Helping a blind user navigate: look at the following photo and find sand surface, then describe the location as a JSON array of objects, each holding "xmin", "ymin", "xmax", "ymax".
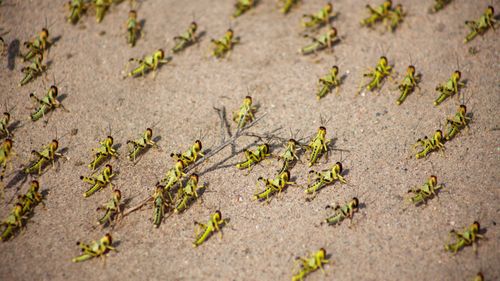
[{"xmin": 0, "ymin": 0, "xmax": 499, "ymax": 280}]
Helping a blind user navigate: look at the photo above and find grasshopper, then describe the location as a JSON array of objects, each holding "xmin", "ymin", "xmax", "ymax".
[
  {"xmin": 233, "ymin": 96, "xmax": 257, "ymax": 128},
  {"xmin": 236, "ymin": 143, "xmax": 271, "ymax": 171},
  {"xmin": 444, "ymin": 105, "xmax": 471, "ymax": 141},
  {"xmin": 307, "ymin": 126, "xmax": 330, "ymax": 166},
  {"xmin": 464, "ymin": 6, "xmax": 496, "ymax": 43},
  {"xmin": 0, "ymin": 139, "xmax": 13, "ymax": 182},
  {"xmin": 19, "ymin": 53, "xmax": 47, "ymax": 86},
  {"xmin": 21, "ymin": 28, "xmax": 50, "ymax": 62},
  {"xmin": 280, "ymin": 0, "xmax": 299, "ymax": 14},
  {"xmin": 24, "ymin": 139, "xmax": 63, "ymax": 175},
  {"xmin": 233, "ymin": 0, "xmax": 254, "ymax": 18},
  {"xmin": 361, "ymin": 0, "xmax": 392, "ymax": 27},
  {"xmin": 445, "ymin": 221, "xmax": 485, "ymax": 254},
  {"xmin": 324, "ymin": 197, "xmax": 359, "ymax": 226},
  {"xmin": 127, "ymin": 49, "xmax": 171, "ymax": 78},
  {"xmin": 317, "ymin": 65, "xmax": 341, "ymax": 99},
  {"xmin": 0, "ymin": 37, "xmax": 6, "ymax": 57},
  {"xmin": 72, "ymin": 233, "xmax": 117, "ymax": 262},
  {"xmin": 396, "ymin": 65, "xmax": 420, "ymax": 105},
  {"xmin": 358, "ymin": 56, "xmax": 393, "ymax": 94},
  {"xmin": 127, "ymin": 128, "xmax": 158, "ymax": 162},
  {"xmin": 170, "ymin": 140, "xmax": 204, "ymax": 167},
  {"xmin": 429, "ymin": 0, "xmax": 452, "ymax": 14},
  {"xmin": 299, "ymin": 26, "xmax": 338, "ymax": 55},
  {"xmin": 67, "ymin": 0, "xmax": 87, "ymax": 24},
  {"xmin": 126, "ymin": 10, "xmax": 141, "ymax": 47},
  {"xmin": 152, "ymin": 183, "xmax": 169, "ymax": 227},
  {"xmin": 172, "ymin": 22, "xmax": 198, "ymax": 53},
  {"xmin": 175, "ymin": 174, "xmax": 204, "ymax": 213},
  {"xmin": 413, "ymin": 130, "xmax": 445, "ymax": 159},
  {"xmin": 278, "ymin": 139, "xmax": 300, "ymax": 174},
  {"xmin": 0, "ymin": 112, "xmax": 11, "ymax": 138},
  {"xmin": 306, "ymin": 162, "xmax": 346, "ymax": 196},
  {"xmin": 0, "ymin": 203, "xmax": 24, "ymax": 241},
  {"xmin": 211, "ymin": 29, "xmax": 240, "ymax": 58},
  {"xmin": 292, "ymin": 248, "xmax": 329, "ymax": 281},
  {"xmin": 81, "ymin": 164, "xmax": 115, "ymax": 197},
  {"xmin": 94, "ymin": 0, "xmax": 111, "ymax": 23},
  {"xmin": 193, "ymin": 210, "xmax": 228, "ymax": 247},
  {"xmin": 385, "ymin": 4, "xmax": 405, "ymax": 32},
  {"xmin": 434, "ymin": 71, "xmax": 465, "ymax": 106},
  {"xmin": 18, "ymin": 180, "xmax": 43, "ymax": 214},
  {"xmin": 97, "ymin": 189, "xmax": 122, "ymax": 226},
  {"xmin": 160, "ymin": 160, "xmax": 186, "ymax": 194},
  {"xmin": 30, "ymin": 85, "xmax": 68, "ymax": 121},
  {"xmin": 407, "ymin": 175, "xmax": 443, "ymax": 205},
  {"xmin": 302, "ymin": 3, "xmax": 333, "ymax": 29},
  {"xmin": 473, "ymin": 272, "xmax": 484, "ymax": 281},
  {"xmin": 253, "ymin": 170, "xmax": 295, "ymax": 203},
  {"xmin": 89, "ymin": 136, "xmax": 118, "ymax": 170}
]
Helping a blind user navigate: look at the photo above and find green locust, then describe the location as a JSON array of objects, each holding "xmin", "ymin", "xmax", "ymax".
[
  {"xmin": 30, "ymin": 85, "xmax": 68, "ymax": 121},
  {"xmin": 127, "ymin": 49, "xmax": 171, "ymax": 78},
  {"xmin": 358, "ymin": 56, "xmax": 393, "ymax": 94},
  {"xmin": 278, "ymin": 139, "xmax": 300, "ymax": 174},
  {"xmin": 18, "ymin": 180, "xmax": 43, "ymax": 214},
  {"xmin": 170, "ymin": 140, "xmax": 204, "ymax": 167},
  {"xmin": 464, "ymin": 6, "xmax": 496, "ymax": 43},
  {"xmin": 444, "ymin": 105, "xmax": 471, "ymax": 141},
  {"xmin": 324, "ymin": 197, "xmax": 359, "ymax": 226},
  {"xmin": 0, "ymin": 112, "xmax": 11, "ymax": 138},
  {"xmin": 233, "ymin": 0, "xmax": 254, "ymax": 18},
  {"xmin": 396, "ymin": 65, "xmax": 420, "ymax": 105},
  {"xmin": 160, "ymin": 160, "xmax": 186, "ymax": 193},
  {"xmin": 19, "ymin": 53, "xmax": 46, "ymax": 86},
  {"xmin": 126, "ymin": 10, "xmax": 141, "ymax": 47},
  {"xmin": 236, "ymin": 143, "xmax": 271, "ymax": 171},
  {"xmin": 193, "ymin": 210, "xmax": 227, "ymax": 247},
  {"xmin": 317, "ymin": 65, "xmax": 341, "ymax": 99},
  {"xmin": 0, "ymin": 139, "xmax": 13, "ymax": 182},
  {"xmin": 280, "ymin": 0, "xmax": 299, "ymax": 14},
  {"xmin": 211, "ymin": 29, "xmax": 240, "ymax": 58},
  {"xmin": 175, "ymin": 174, "xmax": 204, "ymax": 213},
  {"xmin": 88, "ymin": 136, "xmax": 118, "ymax": 170},
  {"xmin": 127, "ymin": 128, "xmax": 158, "ymax": 162},
  {"xmin": 360, "ymin": 0, "xmax": 392, "ymax": 27},
  {"xmin": 292, "ymin": 248, "xmax": 329, "ymax": 281},
  {"xmin": 97, "ymin": 189, "xmax": 121, "ymax": 226},
  {"xmin": 302, "ymin": 3, "xmax": 333, "ymax": 29},
  {"xmin": 434, "ymin": 71, "xmax": 465, "ymax": 106},
  {"xmin": 81, "ymin": 164, "xmax": 115, "ymax": 197},
  {"xmin": 429, "ymin": 0, "xmax": 452, "ymax": 14},
  {"xmin": 67, "ymin": 0, "xmax": 87, "ymax": 24},
  {"xmin": 72, "ymin": 233, "xmax": 117, "ymax": 262},
  {"xmin": 300, "ymin": 25, "xmax": 338, "ymax": 55},
  {"xmin": 172, "ymin": 22, "xmax": 198, "ymax": 53},
  {"xmin": 307, "ymin": 126, "xmax": 330, "ymax": 166},
  {"xmin": 94, "ymin": 0, "xmax": 111, "ymax": 23},
  {"xmin": 233, "ymin": 96, "xmax": 257, "ymax": 128},
  {"xmin": 152, "ymin": 183, "xmax": 169, "ymax": 227},
  {"xmin": 306, "ymin": 162, "xmax": 346, "ymax": 196},
  {"xmin": 253, "ymin": 170, "xmax": 294, "ymax": 203},
  {"xmin": 407, "ymin": 175, "xmax": 443, "ymax": 205},
  {"xmin": 0, "ymin": 203, "xmax": 24, "ymax": 241},
  {"xmin": 445, "ymin": 221, "xmax": 485, "ymax": 254},
  {"xmin": 385, "ymin": 4, "xmax": 405, "ymax": 32},
  {"xmin": 24, "ymin": 139, "xmax": 63, "ymax": 175},
  {"xmin": 413, "ymin": 130, "xmax": 445, "ymax": 159},
  {"xmin": 21, "ymin": 28, "xmax": 50, "ymax": 62}
]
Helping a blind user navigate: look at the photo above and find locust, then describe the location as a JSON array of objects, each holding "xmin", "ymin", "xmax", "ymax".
[
  {"xmin": 18, "ymin": 180, "xmax": 43, "ymax": 214},
  {"xmin": 299, "ymin": 25, "xmax": 338, "ymax": 55},
  {"xmin": 280, "ymin": 0, "xmax": 299, "ymax": 14},
  {"xmin": 233, "ymin": 96, "xmax": 257, "ymax": 128},
  {"xmin": 0, "ymin": 203, "xmax": 24, "ymax": 241},
  {"xmin": 152, "ymin": 183, "xmax": 169, "ymax": 227},
  {"xmin": 193, "ymin": 210, "xmax": 228, "ymax": 247},
  {"xmin": 0, "ymin": 139, "xmax": 13, "ymax": 182},
  {"xmin": 24, "ymin": 139, "xmax": 63, "ymax": 175},
  {"xmin": 445, "ymin": 221, "xmax": 485, "ymax": 254},
  {"xmin": 360, "ymin": 0, "xmax": 392, "ymax": 27},
  {"xmin": 292, "ymin": 248, "xmax": 329, "ymax": 281},
  {"xmin": 278, "ymin": 139, "xmax": 300, "ymax": 174},
  {"xmin": 0, "ymin": 37, "xmax": 6, "ymax": 57},
  {"xmin": 317, "ymin": 65, "xmax": 341, "ymax": 99},
  {"xmin": 396, "ymin": 65, "xmax": 420, "ymax": 105},
  {"xmin": 97, "ymin": 189, "xmax": 122, "ymax": 226},
  {"xmin": 0, "ymin": 112, "xmax": 11, "ymax": 138},
  {"xmin": 211, "ymin": 29, "xmax": 240, "ymax": 58},
  {"xmin": 253, "ymin": 170, "xmax": 294, "ymax": 203},
  {"xmin": 324, "ymin": 197, "xmax": 359, "ymax": 226},
  {"xmin": 302, "ymin": 3, "xmax": 333, "ymax": 29},
  {"xmin": 464, "ymin": 6, "xmax": 496, "ymax": 43},
  {"xmin": 473, "ymin": 272, "xmax": 484, "ymax": 281},
  {"xmin": 67, "ymin": 0, "xmax": 87, "ymax": 24},
  {"xmin": 127, "ymin": 49, "xmax": 171, "ymax": 78},
  {"xmin": 21, "ymin": 28, "xmax": 50, "ymax": 62},
  {"xmin": 94, "ymin": 0, "xmax": 111, "ymax": 23},
  {"xmin": 170, "ymin": 140, "xmax": 204, "ymax": 167},
  {"xmin": 81, "ymin": 164, "xmax": 115, "ymax": 197},
  {"xmin": 306, "ymin": 162, "xmax": 346, "ymax": 196},
  {"xmin": 160, "ymin": 160, "xmax": 186, "ymax": 194},
  {"xmin": 72, "ymin": 233, "xmax": 117, "ymax": 262},
  {"xmin": 307, "ymin": 126, "xmax": 330, "ymax": 166},
  {"xmin": 385, "ymin": 4, "xmax": 405, "ymax": 32},
  {"xmin": 19, "ymin": 53, "xmax": 46, "ymax": 86},
  {"xmin": 88, "ymin": 136, "xmax": 118, "ymax": 170},
  {"xmin": 413, "ymin": 130, "xmax": 445, "ymax": 159},
  {"xmin": 175, "ymin": 174, "xmax": 204, "ymax": 213},
  {"xmin": 358, "ymin": 56, "xmax": 392, "ymax": 94},
  {"xmin": 429, "ymin": 0, "xmax": 452, "ymax": 14},
  {"xmin": 236, "ymin": 143, "xmax": 271, "ymax": 172},
  {"xmin": 172, "ymin": 22, "xmax": 198, "ymax": 53},
  {"xmin": 434, "ymin": 71, "xmax": 465, "ymax": 106},
  {"xmin": 407, "ymin": 175, "xmax": 443, "ymax": 205},
  {"xmin": 444, "ymin": 105, "xmax": 471, "ymax": 141},
  {"xmin": 127, "ymin": 128, "xmax": 158, "ymax": 162},
  {"xmin": 30, "ymin": 85, "xmax": 68, "ymax": 122},
  {"xmin": 126, "ymin": 10, "xmax": 141, "ymax": 47},
  {"xmin": 233, "ymin": 0, "xmax": 254, "ymax": 18}
]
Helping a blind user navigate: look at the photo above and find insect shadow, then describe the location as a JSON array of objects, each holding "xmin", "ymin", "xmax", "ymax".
[{"xmin": 7, "ymin": 39, "xmax": 19, "ymax": 71}]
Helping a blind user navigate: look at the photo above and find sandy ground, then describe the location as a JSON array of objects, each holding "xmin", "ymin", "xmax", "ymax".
[{"xmin": 0, "ymin": 0, "xmax": 499, "ymax": 280}]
